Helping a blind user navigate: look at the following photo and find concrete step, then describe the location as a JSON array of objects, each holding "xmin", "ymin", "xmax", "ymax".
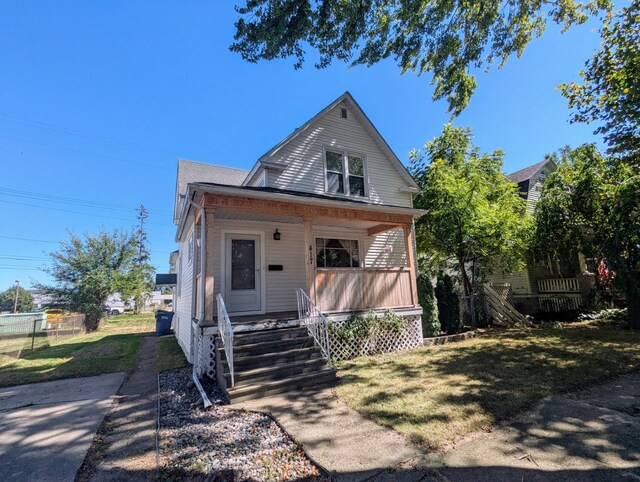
[
  {"xmin": 232, "ymin": 326, "xmax": 308, "ymax": 346},
  {"xmin": 222, "ymin": 346, "xmax": 323, "ymax": 372},
  {"xmin": 223, "ymin": 357, "xmax": 329, "ymax": 387},
  {"xmin": 219, "ymin": 336, "xmax": 314, "ymax": 357},
  {"xmin": 227, "ymin": 369, "xmax": 336, "ymax": 404}
]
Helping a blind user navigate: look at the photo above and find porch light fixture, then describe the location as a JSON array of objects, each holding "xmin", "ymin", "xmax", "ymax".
[{"xmin": 273, "ymin": 228, "xmax": 281, "ymax": 241}]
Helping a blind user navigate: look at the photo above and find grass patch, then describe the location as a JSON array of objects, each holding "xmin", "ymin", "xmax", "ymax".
[
  {"xmin": 156, "ymin": 336, "xmax": 188, "ymax": 373},
  {"xmin": 335, "ymin": 324, "xmax": 640, "ymax": 451},
  {"xmin": 0, "ymin": 312, "xmax": 156, "ymax": 388}
]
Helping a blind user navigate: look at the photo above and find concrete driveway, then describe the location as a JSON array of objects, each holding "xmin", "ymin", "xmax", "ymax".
[{"xmin": 0, "ymin": 373, "xmax": 125, "ymax": 482}]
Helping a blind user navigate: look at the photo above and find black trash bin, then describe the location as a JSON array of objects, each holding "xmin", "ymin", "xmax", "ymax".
[{"xmin": 155, "ymin": 310, "xmax": 174, "ymax": 336}]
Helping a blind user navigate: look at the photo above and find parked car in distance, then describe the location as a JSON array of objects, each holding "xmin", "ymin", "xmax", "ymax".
[{"xmin": 103, "ymin": 304, "xmax": 125, "ymax": 316}]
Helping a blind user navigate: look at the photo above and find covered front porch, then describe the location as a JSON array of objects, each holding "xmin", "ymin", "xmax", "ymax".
[{"xmin": 185, "ymin": 184, "xmax": 424, "ymax": 328}]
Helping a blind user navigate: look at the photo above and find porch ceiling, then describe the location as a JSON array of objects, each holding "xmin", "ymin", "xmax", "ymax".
[{"xmin": 213, "ymin": 209, "xmax": 384, "ymax": 229}]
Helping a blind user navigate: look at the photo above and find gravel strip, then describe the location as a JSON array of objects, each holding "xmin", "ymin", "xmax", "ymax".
[{"xmin": 159, "ymin": 367, "xmax": 326, "ymax": 481}]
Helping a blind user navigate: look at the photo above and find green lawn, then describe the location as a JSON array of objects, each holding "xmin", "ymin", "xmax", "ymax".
[
  {"xmin": 156, "ymin": 336, "xmax": 188, "ymax": 373},
  {"xmin": 335, "ymin": 322, "xmax": 640, "ymax": 451},
  {"xmin": 0, "ymin": 312, "xmax": 156, "ymax": 388}
]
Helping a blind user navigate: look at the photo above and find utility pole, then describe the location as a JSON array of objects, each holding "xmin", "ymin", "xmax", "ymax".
[{"xmin": 13, "ymin": 280, "xmax": 20, "ymax": 313}]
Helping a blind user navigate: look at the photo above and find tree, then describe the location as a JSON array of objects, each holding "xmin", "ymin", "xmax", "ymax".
[
  {"xmin": 559, "ymin": 1, "xmax": 640, "ymax": 162},
  {"xmin": 411, "ymin": 125, "xmax": 529, "ymax": 313},
  {"xmin": 114, "ymin": 205, "xmax": 155, "ymax": 313},
  {"xmin": 417, "ymin": 273, "xmax": 440, "ymax": 336},
  {"xmin": 533, "ymin": 144, "xmax": 640, "ymax": 328},
  {"xmin": 38, "ymin": 230, "xmax": 138, "ymax": 331},
  {"xmin": 0, "ymin": 285, "xmax": 33, "ymax": 313},
  {"xmin": 434, "ymin": 272, "xmax": 462, "ymax": 334},
  {"xmin": 231, "ymin": 0, "xmax": 609, "ymax": 115}
]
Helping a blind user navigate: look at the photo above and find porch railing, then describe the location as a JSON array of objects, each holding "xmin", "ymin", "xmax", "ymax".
[
  {"xmin": 538, "ymin": 278, "xmax": 580, "ymax": 293},
  {"xmin": 297, "ymin": 288, "xmax": 331, "ymax": 368},
  {"xmin": 216, "ymin": 293, "xmax": 235, "ymax": 388}
]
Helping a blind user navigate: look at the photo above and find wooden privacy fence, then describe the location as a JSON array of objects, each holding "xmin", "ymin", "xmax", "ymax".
[{"xmin": 483, "ymin": 283, "xmax": 529, "ymax": 326}]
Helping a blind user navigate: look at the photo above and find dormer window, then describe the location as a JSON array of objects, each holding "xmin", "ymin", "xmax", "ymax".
[{"xmin": 325, "ymin": 149, "xmax": 367, "ymax": 197}]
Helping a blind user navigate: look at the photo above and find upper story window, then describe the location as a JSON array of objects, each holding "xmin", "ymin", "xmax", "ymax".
[{"xmin": 325, "ymin": 149, "xmax": 367, "ymax": 197}]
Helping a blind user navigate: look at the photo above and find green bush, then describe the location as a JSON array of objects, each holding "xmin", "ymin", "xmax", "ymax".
[
  {"xmin": 435, "ymin": 272, "xmax": 463, "ymax": 334},
  {"xmin": 417, "ymin": 274, "xmax": 440, "ymax": 337}
]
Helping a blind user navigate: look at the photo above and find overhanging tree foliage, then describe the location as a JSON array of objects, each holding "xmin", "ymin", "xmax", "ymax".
[
  {"xmin": 411, "ymin": 125, "xmax": 529, "ymax": 310},
  {"xmin": 0, "ymin": 286, "xmax": 33, "ymax": 313},
  {"xmin": 533, "ymin": 144, "xmax": 640, "ymax": 328},
  {"xmin": 559, "ymin": 0, "xmax": 640, "ymax": 162},
  {"xmin": 38, "ymin": 230, "xmax": 139, "ymax": 331},
  {"xmin": 231, "ymin": 0, "xmax": 609, "ymax": 115}
]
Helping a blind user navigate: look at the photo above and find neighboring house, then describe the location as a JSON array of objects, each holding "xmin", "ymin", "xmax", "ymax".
[
  {"xmin": 488, "ymin": 158, "xmax": 594, "ymax": 313},
  {"xmin": 170, "ymin": 92, "xmax": 426, "ymax": 402}
]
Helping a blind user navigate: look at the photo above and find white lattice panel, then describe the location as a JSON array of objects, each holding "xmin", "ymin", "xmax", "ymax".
[{"xmin": 329, "ymin": 315, "xmax": 423, "ymax": 361}]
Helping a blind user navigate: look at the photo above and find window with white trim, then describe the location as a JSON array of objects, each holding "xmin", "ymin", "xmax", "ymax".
[
  {"xmin": 187, "ymin": 232, "xmax": 194, "ymax": 261},
  {"xmin": 325, "ymin": 149, "xmax": 366, "ymax": 197},
  {"xmin": 316, "ymin": 238, "xmax": 360, "ymax": 268}
]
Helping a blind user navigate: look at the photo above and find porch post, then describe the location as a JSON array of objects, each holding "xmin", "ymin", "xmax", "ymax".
[
  {"xmin": 303, "ymin": 217, "xmax": 316, "ymax": 303},
  {"xmin": 204, "ymin": 208, "xmax": 216, "ymax": 321},
  {"xmin": 403, "ymin": 222, "xmax": 419, "ymax": 307}
]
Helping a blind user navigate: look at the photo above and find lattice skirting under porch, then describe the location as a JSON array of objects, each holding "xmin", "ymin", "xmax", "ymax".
[
  {"xmin": 329, "ymin": 314, "xmax": 423, "ymax": 361},
  {"xmin": 193, "ymin": 329, "xmax": 216, "ymax": 379}
]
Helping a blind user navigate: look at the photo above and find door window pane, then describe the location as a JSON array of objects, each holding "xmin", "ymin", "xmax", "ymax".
[{"xmin": 231, "ymin": 239, "xmax": 255, "ymax": 290}]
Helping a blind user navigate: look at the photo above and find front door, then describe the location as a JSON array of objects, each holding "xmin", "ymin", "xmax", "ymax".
[{"xmin": 224, "ymin": 233, "xmax": 262, "ymax": 313}]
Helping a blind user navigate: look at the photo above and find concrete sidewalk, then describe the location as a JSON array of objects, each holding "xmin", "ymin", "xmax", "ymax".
[
  {"xmin": 238, "ymin": 374, "xmax": 640, "ymax": 481},
  {"xmin": 0, "ymin": 372, "xmax": 125, "ymax": 482},
  {"xmin": 236, "ymin": 387, "xmax": 424, "ymax": 481},
  {"xmin": 77, "ymin": 336, "xmax": 158, "ymax": 481}
]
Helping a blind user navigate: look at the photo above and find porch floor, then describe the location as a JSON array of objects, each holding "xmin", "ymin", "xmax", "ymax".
[{"xmin": 202, "ymin": 311, "xmax": 300, "ymax": 333}]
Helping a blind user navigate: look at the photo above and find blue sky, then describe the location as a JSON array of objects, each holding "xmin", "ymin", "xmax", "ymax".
[{"xmin": 0, "ymin": 1, "xmax": 604, "ymax": 290}]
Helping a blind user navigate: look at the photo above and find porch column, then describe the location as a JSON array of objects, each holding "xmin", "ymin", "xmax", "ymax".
[
  {"xmin": 204, "ymin": 208, "xmax": 216, "ymax": 321},
  {"xmin": 303, "ymin": 217, "xmax": 316, "ymax": 303},
  {"xmin": 403, "ymin": 222, "xmax": 419, "ymax": 307}
]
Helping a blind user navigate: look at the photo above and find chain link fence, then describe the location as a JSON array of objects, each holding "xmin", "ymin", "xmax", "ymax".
[{"xmin": 0, "ymin": 313, "xmax": 86, "ymax": 358}]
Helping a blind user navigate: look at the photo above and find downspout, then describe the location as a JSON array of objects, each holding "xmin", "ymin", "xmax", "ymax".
[{"xmin": 187, "ymin": 198, "xmax": 211, "ymax": 408}]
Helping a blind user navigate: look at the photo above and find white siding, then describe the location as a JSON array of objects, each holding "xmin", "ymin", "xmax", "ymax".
[
  {"xmin": 487, "ymin": 269, "xmax": 532, "ymax": 295},
  {"xmin": 266, "ymin": 102, "xmax": 413, "ymax": 207},
  {"xmin": 365, "ymin": 228, "xmax": 407, "ymax": 267},
  {"xmin": 526, "ymin": 165, "xmax": 554, "ymax": 214},
  {"xmin": 211, "ymin": 220, "xmax": 306, "ymax": 314},
  {"xmin": 174, "ymin": 227, "xmax": 194, "ymax": 360}
]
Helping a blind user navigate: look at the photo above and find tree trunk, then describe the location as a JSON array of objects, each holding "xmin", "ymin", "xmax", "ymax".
[
  {"xmin": 627, "ymin": 284, "xmax": 640, "ymax": 330},
  {"xmin": 458, "ymin": 257, "xmax": 475, "ymax": 326}
]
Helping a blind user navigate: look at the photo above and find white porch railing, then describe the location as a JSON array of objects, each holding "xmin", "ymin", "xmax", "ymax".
[
  {"xmin": 216, "ymin": 293, "xmax": 235, "ymax": 388},
  {"xmin": 538, "ymin": 278, "xmax": 580, "ymax": 293},
  {"xmin": 297, "ymin": 289, "xmax": 331, "ymax": 368}
]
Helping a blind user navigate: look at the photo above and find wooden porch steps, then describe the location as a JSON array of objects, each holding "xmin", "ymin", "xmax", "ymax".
[{"xmin": 219, "ymin": 326, "xmax": 335, "ymax": 403}]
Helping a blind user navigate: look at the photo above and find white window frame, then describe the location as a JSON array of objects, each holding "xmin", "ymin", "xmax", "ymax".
[
  {"xmin": 323, "ymin": 146, "xmax": 369, "ymax": 198},
  {"xmin": 187, "ymin": 231, "xmax": 194, "ymax": 262},
  {"xmin": 314, "ymin": 236, "xmax": 362, "ymax": 269}
]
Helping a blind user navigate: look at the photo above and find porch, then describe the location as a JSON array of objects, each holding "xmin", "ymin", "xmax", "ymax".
[{"xmin": 186, "ymin": 185, "xmax": 424, "ymax": 326}]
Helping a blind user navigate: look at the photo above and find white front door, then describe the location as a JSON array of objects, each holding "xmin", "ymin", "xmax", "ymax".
[{"xmin": 224, "ymin": 233, "xmax": 263, "ymax": 313}]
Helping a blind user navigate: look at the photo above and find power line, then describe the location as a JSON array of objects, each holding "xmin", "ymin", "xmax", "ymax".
[
  {"xmin": 0, "ymin": 198, "xmax": 173, "ymax": 227},
  {"xmin": 0, "ymin": 112, "xmax": 179, "ymax": 156},
  {"xmin": 0, "ymin": 186, "xmax": 173, "ymax": 216},
  {"xmin": 0, "ymin": 255, "xmax": 49, "ymax": 261},
  {"xmin": 0, "ymin": 134, "xmax": 174, "ymax": 171},
  {"xmin": 0, "ymin": 266, "xmax": 43, "ymax": 271},
  {"xmin": 0, "ymin": 235, "xmax": 58, "ymax": 244}
]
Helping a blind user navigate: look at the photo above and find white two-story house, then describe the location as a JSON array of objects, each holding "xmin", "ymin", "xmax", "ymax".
[{"xmin": 171, "ymin": 92, "xmax": 425, "ymax": 402}]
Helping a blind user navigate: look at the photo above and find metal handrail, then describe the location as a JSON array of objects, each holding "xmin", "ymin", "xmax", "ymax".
[
  {"xmin": 216, "ymin": 293, "xmax": 235, "ymax": 388},
  {"xmin": 297, "ymin": 289, "xmax": 331, "ymax": 368}
]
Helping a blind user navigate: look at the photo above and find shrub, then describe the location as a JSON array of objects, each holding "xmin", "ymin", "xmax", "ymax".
[
  {"xmin": 435, "ymin": 272, "xmax": 463, "ymax": 334},
  {"xmin": 417, "ymin": 274, "xmax": 440, "ymax": 337}
]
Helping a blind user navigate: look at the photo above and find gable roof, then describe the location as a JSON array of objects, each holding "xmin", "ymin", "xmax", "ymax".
[
  {"xmin": 174, "ymin": 159, "xmax": 249, "ymax": 222},
  {"xmin": 242, "ymin": 91, "xmax": 420, "ymax": 190},
  {"xmin": 508, "ymin": 159, "xmax": 555, "ymax": 184}
]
